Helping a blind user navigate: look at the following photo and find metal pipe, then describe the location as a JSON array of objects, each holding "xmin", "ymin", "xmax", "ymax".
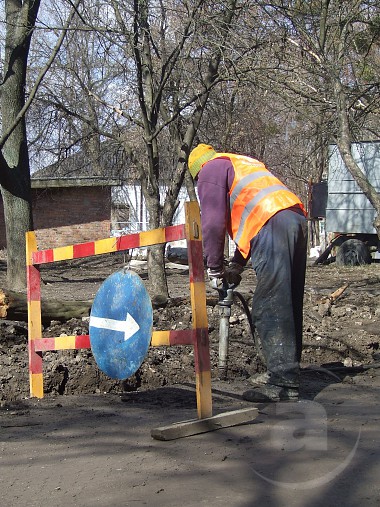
[
  {"xmin": 218, "ymin": 304, "xmax": 231, "ymax": 380},
  {"xmin": 217, "ymin": 286, "xmax": 234, "ymax": 379}
]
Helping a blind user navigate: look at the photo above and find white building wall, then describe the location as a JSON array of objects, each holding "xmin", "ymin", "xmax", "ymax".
[{"xmin": 112, "ymin": 184, "xmax": 237, "ymax": 256}]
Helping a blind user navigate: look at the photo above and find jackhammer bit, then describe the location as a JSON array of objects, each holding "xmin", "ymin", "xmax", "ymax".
[
  {"xmin": 210, "ymin": 277, "xmax": 260, "ymax": 380},
  {"xmin": 210, "ymin": 278, "xmax": 236, "ymax": 380}
]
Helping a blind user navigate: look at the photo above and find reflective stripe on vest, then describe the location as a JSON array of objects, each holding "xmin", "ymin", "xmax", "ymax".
[
  {"xmin": 210, "ymin": 153, "xmax": 305, "ymax": 257},
  {"xmin": 234, "ymin": 183, "xmax": 289, "ymax": 246}
]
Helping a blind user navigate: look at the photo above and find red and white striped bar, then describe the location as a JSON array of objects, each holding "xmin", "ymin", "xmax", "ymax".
[
  {"xmin": 32, "ymin": 224, "xmax": 186, "ymax": 265},
  {"xmin": 34, "ymin": 329, "xmax": 193, "ymax": 353},
  {"xmin": 26, "ymin": 202, "xmax": 212, "ymax": 419}
]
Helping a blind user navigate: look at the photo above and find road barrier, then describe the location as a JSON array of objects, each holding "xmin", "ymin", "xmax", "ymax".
[{"xmin": 26, "ymin": 201, "xmax": 212, "ymax": 419}]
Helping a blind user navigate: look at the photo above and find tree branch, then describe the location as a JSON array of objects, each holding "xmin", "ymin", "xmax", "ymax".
[{"xmin": 0, "ymin": 0, "xmax": 83, "ymax": 151}]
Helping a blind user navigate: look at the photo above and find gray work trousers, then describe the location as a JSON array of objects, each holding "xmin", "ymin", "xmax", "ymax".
[{"xmin": 250, "ymin": 208, "xmax": 307, "ymax": 388}]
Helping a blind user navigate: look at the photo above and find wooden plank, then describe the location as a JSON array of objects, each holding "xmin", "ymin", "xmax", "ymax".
[
  {"xmin": 151, "ymin": 407, "xmax": 259, "ymax": 441},
  {"xmin": 26, "ymin": 231, "xmax": 44, "ymax": 398},
  {"xmin": 184, "ymin": 201, "xmax": 212, "ymax": 420}
]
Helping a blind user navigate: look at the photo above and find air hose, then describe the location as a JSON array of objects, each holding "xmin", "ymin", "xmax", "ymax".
[
  {"xmin": 216, "ymin": 281, "xmax": 265, "ymax": 379},
  {"xmin": 233, "ymin": 290, "xmax": 254, "ymax": 335},
  {"xmin": 233, "ymin": 290, "xmax": 266, "ymax": 365}
]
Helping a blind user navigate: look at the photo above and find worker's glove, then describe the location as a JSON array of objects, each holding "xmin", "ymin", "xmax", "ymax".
[
  {"xmin": 207, "ymin": 268, "xmax": 225, "ymax": 291},
  {"xmin": 224, "ymin": 262, "xmax": 244, "ymax": 287}
]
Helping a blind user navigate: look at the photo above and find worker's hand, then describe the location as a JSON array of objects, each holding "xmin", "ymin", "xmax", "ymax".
[
  {"xmin": 207, "ymin": 268, "xmax": 225, "ymax": 290},
  {"xmin": 224, "ymin": 261, "xmax": 244, "ymax": 287}
]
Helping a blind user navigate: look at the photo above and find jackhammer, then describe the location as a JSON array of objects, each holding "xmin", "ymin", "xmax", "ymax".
[{"xmin": 211, "ymin": 278, "xmax": 258, "ymax": 380}]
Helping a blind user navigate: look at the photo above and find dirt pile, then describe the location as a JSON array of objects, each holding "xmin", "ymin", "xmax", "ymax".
[{"xmin": 0, "ymin": 257, "xmax": 379, "ymax": 402}]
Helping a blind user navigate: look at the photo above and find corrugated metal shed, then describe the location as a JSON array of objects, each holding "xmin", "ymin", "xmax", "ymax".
[{"xmin": 326, "ymin": 142, "xmax": 380, "ymax": 234}]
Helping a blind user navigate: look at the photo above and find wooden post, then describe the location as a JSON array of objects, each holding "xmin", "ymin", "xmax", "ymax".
[
  {"xmin": 185, "ymin": 201, "xmax": 212, "ymax": 419},
  {"xmin": 26, "ymin": 231, "xmax": 44, "ymax": 398}
]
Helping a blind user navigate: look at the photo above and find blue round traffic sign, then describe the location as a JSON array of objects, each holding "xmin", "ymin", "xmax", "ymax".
[{"xmin": 89, "ymin": 270, "xmax": 153, "ymax": 379}]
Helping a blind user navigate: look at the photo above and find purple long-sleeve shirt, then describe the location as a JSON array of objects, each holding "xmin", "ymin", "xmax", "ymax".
[{"xmin": 197, "ymin": 157, "xmax": 247, "ymax": 270}]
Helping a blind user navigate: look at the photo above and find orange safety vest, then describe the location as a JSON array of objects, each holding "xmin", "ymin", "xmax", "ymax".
[{"xmin": 210, "ymin": 153, "xmax": 306, "ymax": 258}]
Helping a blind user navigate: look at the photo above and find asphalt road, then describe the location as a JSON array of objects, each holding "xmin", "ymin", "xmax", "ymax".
[{"xmin": 1, "ymin": 368, "xmax": 379, "ymax": 507}]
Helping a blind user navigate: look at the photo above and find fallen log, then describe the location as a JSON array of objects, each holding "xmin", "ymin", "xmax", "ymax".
[
  {"xmin": 0, "ymin": 289, "xmax": 92, "ymax": 323},
  {"xmin": 0, "ymin": 290, "xmax": 221, "ymax": 324}
]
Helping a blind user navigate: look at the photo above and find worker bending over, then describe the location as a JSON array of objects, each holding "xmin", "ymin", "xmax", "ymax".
[{"xmin": 188, "ymin": 144, "xmax": 307, "ymax": 402}]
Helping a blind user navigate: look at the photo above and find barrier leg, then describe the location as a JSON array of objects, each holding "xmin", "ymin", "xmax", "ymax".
[
  {"xmin": 185, "ymin": 201, "xmax": 212, "ymax": 419},
  {"xmin": 26, "ymin": 231, "xmax": 44, "ymax": 398}
]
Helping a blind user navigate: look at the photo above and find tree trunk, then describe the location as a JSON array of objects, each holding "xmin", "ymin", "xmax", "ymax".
[
  {"xmin": 143, "ymin": 181, "xmax": 169, "ymax": 300},
  {"xmin": 147, "ymin": 244, "xmax": 169, "ymax": 306},
  {"xmin": 337, "ymin": 138, "xmax": 380, "ymax": 239},
  {"xmin": 0, "ymin": 0, "xmax": 41, "ymax": 290},
  {"xmin": 334, "ymin": 79, "xmax": 380, "ymax": 239},
  {"xmin": 1, "ymin": 186, "xmax": 33, "ymax": 291}
]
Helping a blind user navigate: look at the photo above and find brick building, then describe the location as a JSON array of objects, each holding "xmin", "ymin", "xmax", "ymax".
[{"xmin": 0, "ymin": 177, "xmax": 119, "ymax": 250}]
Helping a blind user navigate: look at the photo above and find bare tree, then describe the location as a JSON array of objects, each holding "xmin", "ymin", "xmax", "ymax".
[
  {"xmin": 41, "ymin": 0, "xmax": 245, "ymax": 301},
  {"xmin": 0, "ymin": 0, "xmax": 81, "ymax": 289},
  {"xmin": 124, "ymin": 0, "xmax": 239, "ymax": 299},
  {"xmin": 0, "ymin": 0, "xmax": 44, "ymax": 291},
  {"xmin": 257, "ymin": 0, "xmax": 380, "ymax": 233},
  {"xmin": 332, "ymin": 2, "xmax": 380, "ymax": 235}
]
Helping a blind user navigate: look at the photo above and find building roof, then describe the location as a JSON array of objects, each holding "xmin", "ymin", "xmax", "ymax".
[
  {"xmin": 31, "ymin": 177, "xmax": 120, "ymax": 189},
  {"xmin": 32, "ymin": 139, "xmax": 140, "ymax": 186}
]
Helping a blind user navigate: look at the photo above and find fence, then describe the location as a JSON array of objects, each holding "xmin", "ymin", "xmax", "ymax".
[{"xmin": 26, "ymin": 201, "xmax": 212, "ymax": 419}]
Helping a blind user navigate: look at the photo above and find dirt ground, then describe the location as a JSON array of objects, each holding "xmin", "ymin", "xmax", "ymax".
[{"xmin": 1, "ymin": 255, "xmax": 380, "ymax": 506}]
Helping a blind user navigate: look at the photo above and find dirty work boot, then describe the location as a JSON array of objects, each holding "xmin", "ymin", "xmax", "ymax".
[{"xmin": 242, "ymin": 384, "xmax": 299, "ymax": 403}]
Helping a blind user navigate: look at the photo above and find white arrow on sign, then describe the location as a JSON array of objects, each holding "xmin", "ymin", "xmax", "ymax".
[{"xmin": 90, "ymin": 313, "xmax": 140, "ymax": 342}]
